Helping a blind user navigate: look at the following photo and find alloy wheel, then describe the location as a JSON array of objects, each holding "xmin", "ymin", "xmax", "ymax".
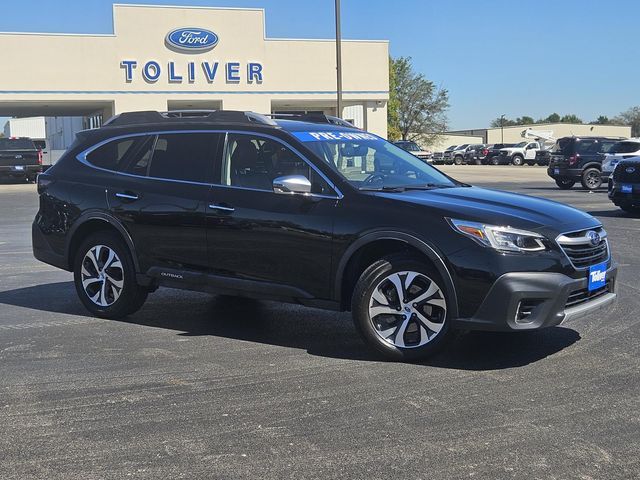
[
  {"xmin": 368, "ymin": 271, "xmax": 447, "ymax": 348},
  {"xmin": 81, "ymin": 245, "xmax": 124, "ymax": 307},
  {"xmin": 586, "ymin": 171, "xmax": 600, "ymax": 188}
]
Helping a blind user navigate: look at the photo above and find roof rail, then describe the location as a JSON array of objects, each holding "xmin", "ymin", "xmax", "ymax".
[
  {"xmin": 103, "ymin": 110, "xmax": 277, "ymax": 127},
  {"xmin": 266, "ymin": 113, "xmax": 357, "ymax": 128}
]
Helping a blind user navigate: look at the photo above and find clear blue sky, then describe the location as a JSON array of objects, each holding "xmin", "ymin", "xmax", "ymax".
[{"xmin": 1, "ymin": 0, "xmax": 638, "ymax": 130}]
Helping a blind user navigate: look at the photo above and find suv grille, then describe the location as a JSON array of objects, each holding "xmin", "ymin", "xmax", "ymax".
[
  {"xmin": 565, "ymin": 281, "xmax": 611, "ymax": 309},
  {"xmin": 556, "ymin": 228, "xmax": 609, "ymax": 269},
  {"xmin": 613, "ymin": 163, "xmax": 640, "ymax": 183}
]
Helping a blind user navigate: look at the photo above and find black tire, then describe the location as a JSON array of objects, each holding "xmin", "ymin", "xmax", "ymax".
[
  {"xmin": 491, "ymin": 157, "xmax": 500, "ymax": 166},
  {"xmin": 475, "ymin": 159, "xmax": 483, "ymax": 165},
  {"xmin": 555, "ymin": 178, "xmax": 575, "ymax": 190},
  {"xmin": 581, "ymin": 168, "xmax": 602, "ymax": 190},
  {"xmin": 454, "ymin": 156, "xmax": 463, "ymax": 165},
  {"xmin": 73, "ymin": 232, "xmax": 147, "ymax": 319},
  {"xmin": 511, "ymin": 155, "xmax": 524, "ymax": 166},
  {"xmin": 351, "ymin": 254, "xmax": 454, "ymax": 361},
  {"xmin": 526, "ymin": 161, "xmax": 535, "ymax": 166}
]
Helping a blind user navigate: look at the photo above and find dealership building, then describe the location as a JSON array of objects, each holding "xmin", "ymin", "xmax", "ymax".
[{"xmin": 0, "ymin": 3, "xmax": 389, "ymax": 154}]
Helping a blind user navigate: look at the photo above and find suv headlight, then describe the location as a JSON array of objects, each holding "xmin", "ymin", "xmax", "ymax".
[{"xmin": 448, "ymin": 219, "xmax": 547, "ymax": 253}]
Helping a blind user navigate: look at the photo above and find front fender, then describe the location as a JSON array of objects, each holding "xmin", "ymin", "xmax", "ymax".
[{"xmin": 334, "ymin": 230, "xmax": 459, "ymax": 318}]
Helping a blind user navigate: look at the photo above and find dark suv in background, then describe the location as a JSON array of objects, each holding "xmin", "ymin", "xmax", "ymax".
[
  {"xmin": 608, "ymin": 159, "xmax": 640, "ymax": 213},
  {"xmin": 33, "ymin": 110, "xmax": 617, "ymax": 361},
  {"xmin": 547, "ymin": 136, "xmax": 621, "ymax": 190}
]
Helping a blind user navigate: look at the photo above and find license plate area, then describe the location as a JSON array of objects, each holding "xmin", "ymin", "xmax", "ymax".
[
  {"xmin": 588, "ymin": 262, "xmax": 607, "ymax": 292},
  {"xmin": 14, "ymin": 165, "xmax": 24, "ymax": 171},
  {"xmin": 554, "ymin": 168, "xmax": 560, "ymax": 175},
  {"xmin": 621, "ymin": 184, "xmax": 632, "ymax": 193}
]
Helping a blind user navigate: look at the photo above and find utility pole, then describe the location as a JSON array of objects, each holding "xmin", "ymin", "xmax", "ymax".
[
  {"xmin": 500, "ymin": 114, "xmax": 505, "ymax": 144},
  {"xmin": 335, "ymin": 0, "xmax": 343, "ymax": 118}
]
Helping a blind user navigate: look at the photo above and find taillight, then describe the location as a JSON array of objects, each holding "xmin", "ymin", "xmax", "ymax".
[
  {"xmin": 482, "ymin": 148, "xmax": 489, "ymax": 155},
  {"xmin": 37, "ymin": 149, "xmax": 43, "ymax": 165},
  {"xmin": 37, "ymin": 173, "xmax": 54, "ymax": 194},
  {"xmin": 568, "ymin": 154, "xmax": 579, "ymax": 166}
]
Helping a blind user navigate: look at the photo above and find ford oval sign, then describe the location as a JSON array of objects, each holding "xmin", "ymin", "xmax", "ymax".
[{"xmin": 165, "ymin": 28, "xmax": 219, "ymax": 53}]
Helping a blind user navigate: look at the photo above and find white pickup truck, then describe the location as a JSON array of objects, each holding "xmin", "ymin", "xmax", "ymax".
[{"xmin": 499, "ymin": 141, "xmax": 542, "ymax": 166}]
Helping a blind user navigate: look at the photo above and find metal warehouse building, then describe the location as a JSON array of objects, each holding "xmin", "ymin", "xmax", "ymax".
[{"xmin": 0, "ymin": 3, "xmax": 389, "ymax": 145}]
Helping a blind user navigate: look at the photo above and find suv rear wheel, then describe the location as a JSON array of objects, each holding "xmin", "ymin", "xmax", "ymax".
[
  {"xmin": 351, "ymin": 254, "xmax": 454, "ymax": 361},
  {"xmin": 581, "ymin": 167, "xmax": 602, "ymax": 190},
  {"xmin": 73, "ymin": 232, "xmax": 148, "ymax": 319},
  {"xmin": 555, "ymin": 178, "xmax": 575, "ymax": 190}
]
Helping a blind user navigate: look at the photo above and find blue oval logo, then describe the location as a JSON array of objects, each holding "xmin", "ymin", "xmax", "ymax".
[{"xmin": 165, "ymin": 28, "xmax": 219, "ymax": 53}]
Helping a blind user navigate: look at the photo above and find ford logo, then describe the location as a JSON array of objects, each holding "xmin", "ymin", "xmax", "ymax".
[
  {"xmin": 626, "ymin": 166, "xmax": 636, "ymax": 174},
  {"xmin": 586, "ymin": 230, "xmax": 601, "ymax": 246},
  {"xmin": 165, "ymin": 28, "xmax": 219, "ymax": 53}
]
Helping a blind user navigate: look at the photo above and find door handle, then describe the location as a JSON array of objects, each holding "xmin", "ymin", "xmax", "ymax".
[
  {"xmin": 115, "ymin": 192, "xmax": 139, "ymax": 201},
  {"xmin": 208, "ymin": 203, "xmax": 235, "ymax": 213}
]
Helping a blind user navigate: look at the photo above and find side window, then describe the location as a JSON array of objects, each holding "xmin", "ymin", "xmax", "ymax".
[
  {"xmin": 599, "ymin": 141, "xmax": 617, "ymax": 154},
  {"xmin": 575, "ymin": 140, "xmax": 596, "ymax": 155},
  {"xmin": 146, "ymin": 133, "xmax": 219, "ymax": 183},
  {"xmin": 123, "ymin": 136, "xmax": 155, "ymax": 176},
  {"xmin": 85, "ymin": 137, "xmax": 140, "ymax": 170},
  {"xmin": 223, "ymin": 133, "xmax": 332, "ymax": 195}
]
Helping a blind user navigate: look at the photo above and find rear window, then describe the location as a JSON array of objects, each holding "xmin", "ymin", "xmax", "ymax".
[
  {"xmin": 85, "ymin": 137, "xmax": 142, "ymax": 170},
  {"xmin": 610, "ymin": 141, "xmax": 640, "ymax": 154},
  {"xmin": 552, "ymin": 138, "xmax": 575, "ymax": 154},
  {"xmin": 0, "ymin": 138, "xmax": 36, "ymax": 150}
]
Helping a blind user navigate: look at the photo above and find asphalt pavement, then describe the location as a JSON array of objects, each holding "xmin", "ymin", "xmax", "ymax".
[{"xmin": 1, "ymin": 166, "xmax": 638, "ymax": 480}]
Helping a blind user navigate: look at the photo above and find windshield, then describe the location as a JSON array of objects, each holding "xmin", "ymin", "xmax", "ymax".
[
  {"xmin": 514, "ymin": 141, "xmax": 527, "ymax": 148},
  {"xmin": 299, "ymin": 131, "xmax": 457, "ymax": 190}
]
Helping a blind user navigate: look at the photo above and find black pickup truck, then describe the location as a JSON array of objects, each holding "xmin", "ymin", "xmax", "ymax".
[{"xmin": 0, "ymin": 137, "xmax": 42, "ymax": 181}]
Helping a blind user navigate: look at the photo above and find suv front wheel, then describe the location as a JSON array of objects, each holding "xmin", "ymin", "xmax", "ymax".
[
  {"xmin": 73, "ymin": 232, "xmax": 148, "ymax": 319},
  {"xmin": 351, "ymin": 254, "xmax": 454, "ymax": 360}
]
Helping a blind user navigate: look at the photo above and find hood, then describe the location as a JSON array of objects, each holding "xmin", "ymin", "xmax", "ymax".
[{"xmin": 378, "ymin": 186, "xmax": 600, "ymax": 236}]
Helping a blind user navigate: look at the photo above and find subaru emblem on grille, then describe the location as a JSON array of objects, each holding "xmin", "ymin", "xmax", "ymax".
[
  {"xmin": 626, "ymin": 166, "xmax": 636, "ymax": 174},
  {"xmin": 586, "ymin": 230, "xmax": 600, "ymax": 246}
]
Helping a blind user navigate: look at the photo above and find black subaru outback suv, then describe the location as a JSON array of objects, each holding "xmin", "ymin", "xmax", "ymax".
[{"xmin": 33, "ymin": 111, "xmax": 617, "ymax": 360}]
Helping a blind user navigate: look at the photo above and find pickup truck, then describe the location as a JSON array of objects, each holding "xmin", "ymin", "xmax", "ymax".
[
  {"xmin": 498, "ymin": 141, "xmax": 542, "ymax": 166},
  {"xmin": 0, "ymin": 137, "xmax": 42, "ymax": 181},
  {"xmin": 393, "ymin": 140, "xmax": 432, "ymax": 162}
]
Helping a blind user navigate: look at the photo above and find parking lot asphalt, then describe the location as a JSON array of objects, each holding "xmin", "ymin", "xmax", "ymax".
[{"xmin": 1, "ymin": 166, "xmax": 639, "ymax": 480}]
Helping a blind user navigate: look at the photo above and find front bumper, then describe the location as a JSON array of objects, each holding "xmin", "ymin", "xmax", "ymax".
[
  {"xmin": 609, "ymin": 182, "xmax": 640, "ymax": 206},
  {"xmin": 453, "ymin": 265, "xmax": 617, "ymax": 331}
]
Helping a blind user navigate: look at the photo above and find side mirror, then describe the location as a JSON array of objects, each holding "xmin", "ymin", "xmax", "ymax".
[{"xmin": 273, "ymin": 175, "xmax": 312, "ymax": 195}]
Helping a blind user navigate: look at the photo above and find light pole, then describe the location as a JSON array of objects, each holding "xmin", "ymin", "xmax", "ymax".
[
  {"xmin": 500, "ymin": 114, "xmax": 505, "ymax": 144},
  {"xmin": 335, "ymin": 0, "xmax": 343, "ymax": 118}
]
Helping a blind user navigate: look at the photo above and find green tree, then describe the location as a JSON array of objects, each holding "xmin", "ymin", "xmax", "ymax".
[
  {"xmin": 560, "ymin": 114, "xmax": 583, "ymax": 124},
  {"xmin": 614, "ymin": 106, "xmax": 640, "ymax": 137},
  {"xmin": 516, "ymin": 116, "xmax": 535, "ymax": 125},
  {"xmin": 591, "ymin": 115, "xmax": 614, "ymax": 125},
  {"xmin": 540, "ymin": 113, "xmax": 561, "ymax": 123},
  {"xmin": 490, "ymin": 116, "xmax": 518, "ymax": 128},
  {"xmin": 388, "ymin": 56, "xmax": 449, "ymax": 143},
  {"xmin": 387, "ymin": 56, "xmax": 401, "ymax": 140}
]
